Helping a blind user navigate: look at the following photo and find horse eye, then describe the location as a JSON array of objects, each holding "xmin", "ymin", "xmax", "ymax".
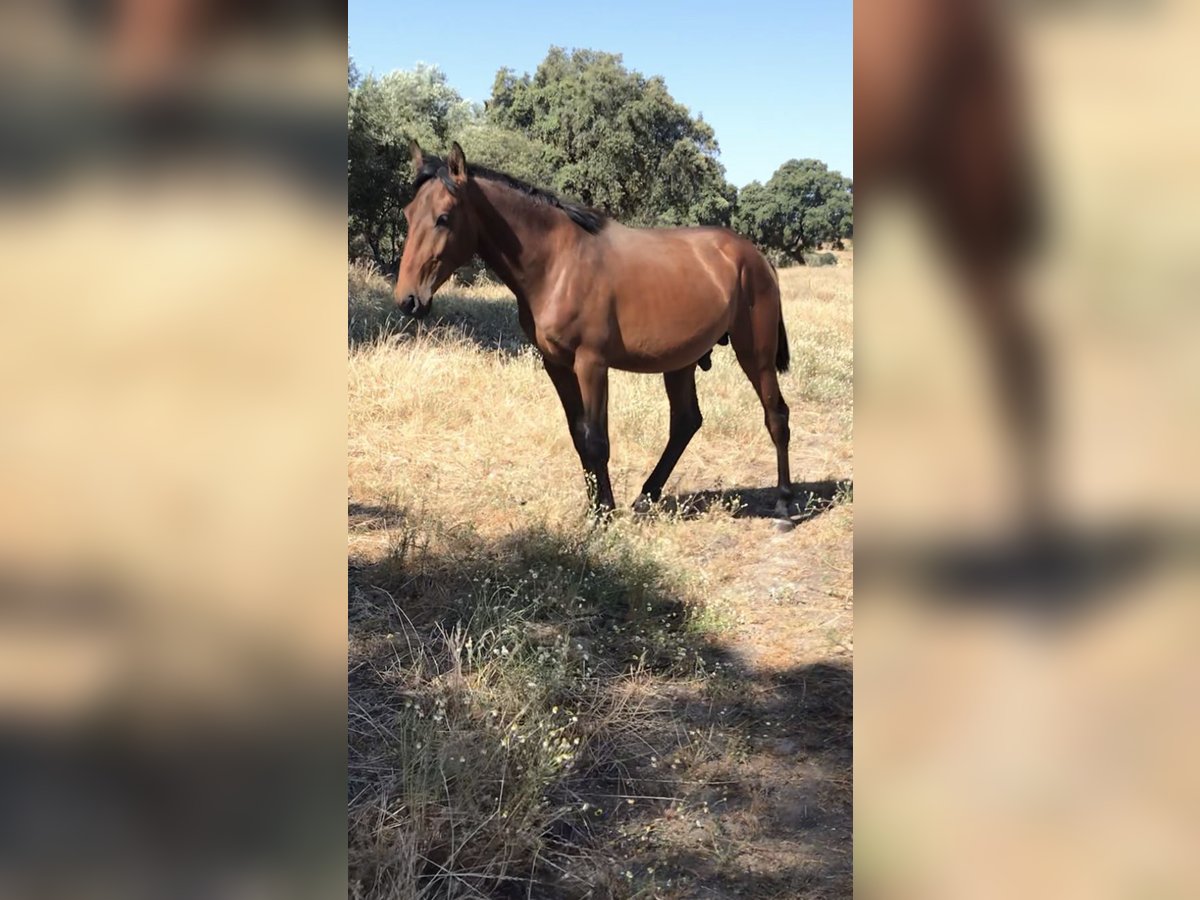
[{"xmin": 435, "ymin": 213, "xmax": 450, "ymax": 228}]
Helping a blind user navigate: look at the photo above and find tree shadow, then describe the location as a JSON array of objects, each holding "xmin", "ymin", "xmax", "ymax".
[
  {"xmin": 348, "ymin": 273, "xmax": 529, "ymax": 356},
  {"xmin": 417, "ymin": 292, "xmax": 527, "ymax": 355},
  {"xmin": 611, "ymin": 660, "xmax": 853, "ymax": 897},
  {"xmin": 658, "ymin": 478, "xmax": 853, "ymax": 524},
  {"xmin": 347, "ymin": 501, "xmax": 406, "ymax": 533},
  {"xmin": 347, "ymin": 519, "xmax": 852, "ymax": 898}
]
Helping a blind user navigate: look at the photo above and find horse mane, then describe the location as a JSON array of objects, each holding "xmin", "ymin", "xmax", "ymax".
[{"xmin": 412, "ymin": 155, "xmax": 608, "ymax": 235}]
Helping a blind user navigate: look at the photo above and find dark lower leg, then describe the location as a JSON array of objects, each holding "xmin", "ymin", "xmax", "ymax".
[
  {"xmin": 756, "ymin": 371, "xmax": 793, "ymax": 517},
  {"xmin": 993, "ymin": 317, "xmax": 1049, "ymax": 520},
  {"xmin": 575, "ymin": 357, "xmax": 615, "ymax": 515},
  {"xmin": 576, "ymin": 421, "xmax": 614, "ymax": 514},
  {"xmin": 543, "ymin": 359, "xmax": 588, "ymax": 461},
  {"xmin": 970, "ymin": 273, "xmax": 1050, "ymax": 520},
  {"xmin": 768, "ymin": 405, "xmax": 793, "ymax": 516},
  {"xmin": 637, "ymin": 368, "xmax": 702, "ymax": 505},
  {"xmin": 726, "ymin": 302, "xmax": 796, "ymax": 518}
]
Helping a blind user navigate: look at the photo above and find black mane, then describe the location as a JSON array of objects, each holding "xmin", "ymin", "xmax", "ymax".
[{"xmin": 412, "ymin": 155, "xmax": 607, "ymax": 234}]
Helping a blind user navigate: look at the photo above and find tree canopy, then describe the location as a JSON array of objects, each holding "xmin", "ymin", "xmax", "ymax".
[
  {"xmin": 732, "ymin": 159, "xmax": 853, "ymax": 263},
  {"xmin": 347, "ymin": 51, "xmax": 848, "ymax": 271},
  {"xmin": 488, "ymin": 48, "xmax": 734, "ymax": 228},
  {"xmin": 348, "ymin": 64, "xmax": 476, "ymax": 266}
]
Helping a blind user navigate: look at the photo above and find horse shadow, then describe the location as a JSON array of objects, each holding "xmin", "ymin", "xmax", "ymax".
[
  {"xmin": 657, "ymin": 478, "xmax": 852, "ymax": 524},
  {"xmin": 854, "ymin": 518, "xmax": 1200, "ymax": 623}
]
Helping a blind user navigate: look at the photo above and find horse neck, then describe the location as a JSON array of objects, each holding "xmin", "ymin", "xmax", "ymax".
[{"xmin": 469, "ymin": 179, "xmax": 572, "ymax": 307}]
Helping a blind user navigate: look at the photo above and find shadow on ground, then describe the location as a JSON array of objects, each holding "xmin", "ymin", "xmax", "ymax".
[
  {"xmin": 348, "ymin": 285, "xmax": 528, "ymax": 355},
  {"xmin": 421, "ymin": 293, "xmax": 527, "ymax": 355},
  {"xmin": 658, "ymin": 478, "xmax": 853, "ymax": 525},
  {"xmin": 347, "ymin": 501, "xmax": 407, "ymax": 533},
  {"xmin": 347, "ymin": 515, "xmax": 851, "ymax": 899},
  {"xmin": 856, "ymin": 518, "xmax": 1200, "ymax": 624},
  {"xmin": 607, "ymin": 661, "xmax": 852, "ymax": 898}
]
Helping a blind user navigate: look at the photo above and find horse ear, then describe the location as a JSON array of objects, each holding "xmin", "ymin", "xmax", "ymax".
[
  {"xmin": 447, "ymin": 141, "xmax": 468, "ymax": 185},
  {"xmin": 409, "ymin": 139, "xmax": 424, "ymax": 175}
]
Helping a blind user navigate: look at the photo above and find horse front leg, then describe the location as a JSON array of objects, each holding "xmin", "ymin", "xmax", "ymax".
[
  {"xmin": 543, "ymin": 356, "xmax": 614, "ymax": 517},
  {"xmin": 573, "ymin": 354, "xmax": 616, "ymax": 517},
  {"xmin": 543, "ymin": 357, "xmax": 587, "ymax": 461}
]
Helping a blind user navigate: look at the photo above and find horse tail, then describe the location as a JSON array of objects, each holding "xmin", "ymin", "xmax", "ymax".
[
  {"xmin": 764, "ymin": 258, "xmax": 790, "ymax": 373},
  {"xmin": 776, "ymin": 316, "xmax": 790, "ymax": 373}
]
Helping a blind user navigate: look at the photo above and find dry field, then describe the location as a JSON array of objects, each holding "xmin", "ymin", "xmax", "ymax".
[{"xmin": 348, "ymin": 257, "xmax": 853, "ymax": 899}]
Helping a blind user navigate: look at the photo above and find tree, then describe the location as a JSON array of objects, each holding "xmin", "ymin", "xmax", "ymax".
[
  {"xmin": 345, "ymin": 54, "xmax": 851, "ymax": 276},
  {"xmin": 487, "ymin": 48, "xmax": 736, "ymax": 227},
  {"xmin": 450, "ymin": 121, "xmax": 557, "ymax": 189},
  {"xmin": 347, "ymin": 65, "xmax": 475, "ymax": 269},
  {"xmin": 733, "ymin": 159, "xmax": 853, "ymax": 264}
]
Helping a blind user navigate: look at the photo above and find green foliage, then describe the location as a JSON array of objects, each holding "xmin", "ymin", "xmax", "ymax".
[
  {"xmin": 489, "ymin": 48, "xmax": 736, "ymax": 227},
  {"xmin": 804, "ymin": 251, "xmax": 838, "ymax": 267},
  {"xmin": 733, "ymin": 159, "xmax": 853, "ymax": 262},
  {"xmin": 348, "ymin": 65, "xmax": 474, "ymax": 267},
  {"xmin": 346, "ymin": 50, "xmax": 847, "ymax": 275},
  {"xmin": 450, "ymin": 120, "xmax": 557, "ymax": 189}
]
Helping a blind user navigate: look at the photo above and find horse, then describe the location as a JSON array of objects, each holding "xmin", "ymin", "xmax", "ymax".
[
  {"xmin": 855, "ymin": 0, "xmax": 1047, "ymax": 516},
  {"xmin": 394, "ymin": 140, "xmax": 795, "ymax": 520}
]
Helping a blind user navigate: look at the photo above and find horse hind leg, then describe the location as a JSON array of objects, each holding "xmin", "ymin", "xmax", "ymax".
[
  {"xmin": 965, "ymin": 264, "xmax": 1049, "ymax": 523},
  {"xmin": 729, "ymin": 315, "xmax": 794, "ymax": 521},
  {"xmin": 634, "ymin": 365, "xmax": 702, "ymax": 512}
]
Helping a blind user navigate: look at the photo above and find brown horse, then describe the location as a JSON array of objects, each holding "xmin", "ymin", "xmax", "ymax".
[
  {"xmin": 856, "ymin": 0, "xmax": 1047, "ymax": 515},
  {"xmin": 395, "ymin": 140, "xmax": 794, "ymax": 519}
]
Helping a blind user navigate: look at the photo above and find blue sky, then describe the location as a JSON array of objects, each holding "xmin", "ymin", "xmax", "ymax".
[{"xmin": 348, "ymin": 0, "xmax": 852, "ymax": 188}]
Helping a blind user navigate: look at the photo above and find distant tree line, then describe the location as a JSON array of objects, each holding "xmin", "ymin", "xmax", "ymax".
[{"xmin": 348, "ymin": 48, "xmax": 852, "ymax": 272}]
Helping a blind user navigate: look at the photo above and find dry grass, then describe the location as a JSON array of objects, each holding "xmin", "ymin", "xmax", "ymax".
[{"xmin": 348, "ymin": 255, "xmax": 853, "ymax": 898}]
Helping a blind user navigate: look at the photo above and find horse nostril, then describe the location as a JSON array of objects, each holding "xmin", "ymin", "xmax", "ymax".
[{"xmin": 399, "ymin": 294, "xmax": 416, "ymax": 315}]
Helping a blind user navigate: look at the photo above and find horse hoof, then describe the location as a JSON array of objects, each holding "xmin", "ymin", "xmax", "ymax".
[
  {"xmin": 631, "ymin": 495, "xmax": 657, "ymax": 517},
  {"xmin": 772, "ymin": 517, "xmax": 796, "ymax": 533},
  {"xmin": 589, "ymin": 505, "xmax": 616, "ymax": 526}
]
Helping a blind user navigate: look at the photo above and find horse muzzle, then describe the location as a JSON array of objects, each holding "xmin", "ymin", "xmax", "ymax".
[{"xmin": 398, "ymin": 294, "xmax": 432, "ymax": 320}]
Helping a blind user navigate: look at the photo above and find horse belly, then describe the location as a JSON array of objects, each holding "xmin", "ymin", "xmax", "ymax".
[
  {"xmin": 600, "ymin": 229, "xmax": 740, "ymax": 372},
  {"xmin": 609, "ymin": 296, "xmax": 731, "ymax": 373}
]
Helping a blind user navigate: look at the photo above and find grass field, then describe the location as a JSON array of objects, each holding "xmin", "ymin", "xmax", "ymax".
[{"xmin": 348, "ymin": 257, "xmax": 853, "ymax": 899}]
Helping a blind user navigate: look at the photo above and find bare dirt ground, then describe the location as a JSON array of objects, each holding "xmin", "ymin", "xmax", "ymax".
[{"xmin": 348, "ymin": 257, "xmax": 852, "ymax": 899}]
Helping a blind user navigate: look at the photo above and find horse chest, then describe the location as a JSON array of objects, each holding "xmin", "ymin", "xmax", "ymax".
[
  {"xmin": 524, "ymin": 297, "xmax": 585, "ymax": 365},
  {"xmin": 531, "ymin": 326, "xmax": 577, "ymax": 367}
]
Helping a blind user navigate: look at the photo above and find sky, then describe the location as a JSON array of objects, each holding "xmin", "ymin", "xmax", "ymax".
[{"xmin": 348, "ymin": 0, "xmax": 852, "ymax": 188}]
